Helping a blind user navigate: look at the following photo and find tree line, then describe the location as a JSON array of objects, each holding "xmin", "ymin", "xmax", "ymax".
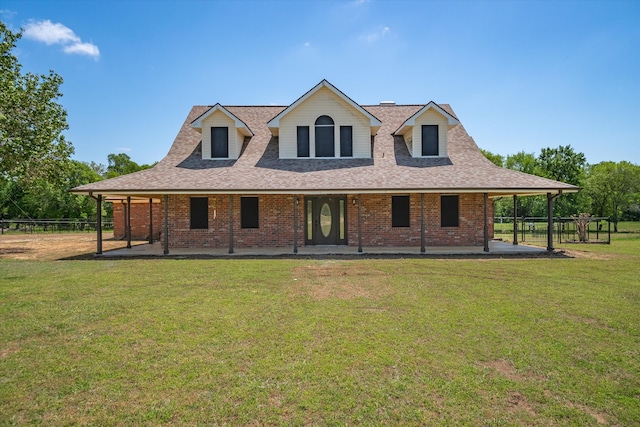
[
  {"xmin": 482, "ymin": 147, "xmax": 640, "ymax": 231},
  {"xmin": 0, "ymin": 153, "xmax": 154, "ymax": 220}
]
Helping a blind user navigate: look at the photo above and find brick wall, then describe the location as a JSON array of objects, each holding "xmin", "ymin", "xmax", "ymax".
[
  {"xmin": 164, "ymin": 194, "xmax": 304, "ymax": 249},
  {"xmin": 160, "ymin": 193, "xmax": 494, "ymax": 249},
  {"xmin": 113, "ymin": 201, "xmax": 162, "ymax": 241},
  {"xmin": 346, "ymin": 193, "xmax": 492, "ymax": 247}
]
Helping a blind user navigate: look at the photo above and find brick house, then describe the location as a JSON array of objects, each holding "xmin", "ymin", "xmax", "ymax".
[{"xmin": 73, "ymin": 80, "xmax": 578, "ymax": 254}]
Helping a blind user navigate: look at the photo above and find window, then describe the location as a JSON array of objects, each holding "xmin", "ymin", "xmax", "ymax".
[
  {"xmin": 241, "ymin": 197, "xmax": 259, "ymax": 228},
  {"xmin": 421, "ymin": 125, "xmax": 438, "ymax": 156},
  {"xmin": 392, "ymin": 196, "xmax": 410, "ymax": 227},
  {"xmin": 441, "ymin": 195, "xmax": 459, "ymax": 227},
  {"xmin": 340, "ymin": 126, "xmax": 353, "ymax": 157},
  {"xmin": 297, "ymin": 126, "xmax": 309, "ymax": 157},
  {"xmin": 315, "ymin": 115, "xmax": 335, "ymax": 157},
  {"xmin": 211, "ymin": 127, "xmax": 229, "ymax": 158},
  {"xmin": 190, "ymin": 197, "xmax": 208, "ymax": 229}
]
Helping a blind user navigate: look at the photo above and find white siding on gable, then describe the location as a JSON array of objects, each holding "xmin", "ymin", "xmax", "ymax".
[
  {"xmin": 201, "ymin": 111, "xmax": 238, "ymax": 159},
  {"xmin": 411, "ymin": 109, "xmax": 448, "ymax": 158},
  {"xmin": 234, "ymin": 129, "xmax": 245, "ymax": 158},
  {"xmin": 278, "ymin": 86, "xmax": 372, "ymax": 159}
]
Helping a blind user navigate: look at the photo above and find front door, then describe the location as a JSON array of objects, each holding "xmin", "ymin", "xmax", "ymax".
[{"xmin": 305, "ymin": 196, "xmax": 347, "ymax": 245}]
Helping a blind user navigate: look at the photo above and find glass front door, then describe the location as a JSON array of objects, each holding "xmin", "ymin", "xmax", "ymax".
[{"xmin": 305, "ymin": 196, "xmax": 347, "ymax": 245}]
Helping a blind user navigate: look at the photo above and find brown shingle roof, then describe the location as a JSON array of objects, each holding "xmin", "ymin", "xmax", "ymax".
[{"xmin": 72, "ymin": 104, "xmax": 579, "ymax": 196}]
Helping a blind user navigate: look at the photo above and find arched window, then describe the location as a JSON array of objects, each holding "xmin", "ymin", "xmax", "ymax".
[{"xmin": 315, "ymin": 115, "xmax": 335, "ymax": 157}]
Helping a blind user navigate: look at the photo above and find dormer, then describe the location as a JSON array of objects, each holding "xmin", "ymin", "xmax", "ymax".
[
  {"xmin": 191, "ymin": 104, "xmax": 253, "ymax": 160},
  {"xmin": 268, "ymin": 80, "xmax": 382, "ymax": 159},
  {"xmin": 393, "ymin": 102, "xmax": 459, "ymax": 158}
]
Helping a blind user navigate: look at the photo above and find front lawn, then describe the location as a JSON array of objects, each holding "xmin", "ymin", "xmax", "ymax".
[{"xmin": 1, "ymin": 238, "xmax": 639, "ymax": 425}]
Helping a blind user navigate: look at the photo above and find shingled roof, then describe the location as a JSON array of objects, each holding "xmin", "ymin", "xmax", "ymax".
[{"xmin": 72, "ymin": 103, "xmax": 579, "ymax": 197}]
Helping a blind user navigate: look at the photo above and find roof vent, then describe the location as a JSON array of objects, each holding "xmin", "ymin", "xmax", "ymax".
[{"xmin": 380, "ymin": 100, "xmax": 396, "ymax": 106}]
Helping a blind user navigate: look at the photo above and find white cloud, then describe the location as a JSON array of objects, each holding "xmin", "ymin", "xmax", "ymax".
[
  {"xmin": 64, "ymin": 42, "xmax": 100, "ymax": 57},
  {"xmin": 22, "ymin": 19, "xmax": 100, "ymax": 59},
  {"xmin": 360, "ymin": 26, "xmax": 390, "ymax": 43},
  {"xmin": 303, "ymin": 42, "xmax": 311, "ymax": 48}
]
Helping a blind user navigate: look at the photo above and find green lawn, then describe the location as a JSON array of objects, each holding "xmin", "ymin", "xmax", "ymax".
[{"xmin": 1, "ymin": 238, "xmax": 639, "ymax": 425}]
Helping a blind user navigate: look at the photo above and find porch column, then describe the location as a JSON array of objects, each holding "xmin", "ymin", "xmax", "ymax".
[
  {"xmin": 163, "ymin": 195, "xmax": 169, "ymax": 255},
  {"xmin": 513, "ymin": 195, "xmax": 518, "ymax": 245},
  {"xmin": 547, "ymin": 193, "xmax": 554, "ymax": 252},
  {"xmin": 357, "ymin": 194, "xmax": 362, "ymax": 253},
  {"xmin": 420, "ymin": 193, "xmax": 425, "ymax": 253},
  {"xmin": 293, "ymin": 195, "xmax": 298, "ymax": 254},
  {"xmin": 148, "ymin": 198, "xmax": 153, "ymax": 244},
  {"xmin": 483, "ymin": 193, "xmax": 489, "ymax": 252},
  {"xmin": 96, "ymin": 194, "xmax": 102, "ymax": 255},
  {"xmin": 126, "ymin": 196, "xmax": 132, "ymax": 249},
  {"xmin": 228, "ymin": 194, "xmax": 234, "ymax": 254}
]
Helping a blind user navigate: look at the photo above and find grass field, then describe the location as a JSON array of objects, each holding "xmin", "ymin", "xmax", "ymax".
[{"xmin": 1, "ymin": 233, "xmax": 639, "ymax": 425}]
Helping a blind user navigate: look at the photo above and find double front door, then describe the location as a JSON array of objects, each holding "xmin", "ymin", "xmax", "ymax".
[{"xmin": 305, "ymin": 196, "xmax": 347, "ymax": 245}]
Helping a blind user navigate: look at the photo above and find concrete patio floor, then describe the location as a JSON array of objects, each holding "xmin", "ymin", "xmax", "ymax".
[{"xmin": 100, "ymin": 240, "xmax": 548, "ymax": 258}]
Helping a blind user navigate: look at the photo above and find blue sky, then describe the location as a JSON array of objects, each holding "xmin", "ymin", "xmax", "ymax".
[{"xmin": 2, "ymin": 0, "xmax": 639, "ymax": 167}]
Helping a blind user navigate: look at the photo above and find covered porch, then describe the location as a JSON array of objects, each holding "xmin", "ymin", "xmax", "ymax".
[{"xmin": 90, "ymin": 191, "xmax": 563, "ymax": 256}]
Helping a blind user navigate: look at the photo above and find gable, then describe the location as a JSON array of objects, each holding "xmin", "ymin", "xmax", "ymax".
[
  {"xmin": 191, "ymin": 103, "xmax": 253, "ymax": 137},
  {"xmin": 191, "ymin": 105, "xmax": 252, "ymax": 160},
  {"xmin": 267, "ymin": 79, "xmax": 381, "ymax": 136},
  {"xmin": 276, "ymin": 86, "xmax": 375, "ymax": 159},
  {"xmin": 393, "ymin": 101, "xmax": 459, "ymax": 135},
  {"xmin": 393, "ymin": 102, "xmax": 459, "ymax": 158}
]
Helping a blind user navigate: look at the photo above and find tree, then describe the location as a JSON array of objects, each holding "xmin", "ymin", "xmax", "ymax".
[
  {"xmin": 501, "ymin": 151, "xmax": 546, "ymax": 217},
  {"xmin": 505, "ymin": 151, "xmax": 538, "ymax": 175},
  {"xmin": 536, "ymin": 145, "xmax": 588, "ymax": 217},
  {"xmin": 481, "ymin": 149, "xmax": 504, "ymax": 167},
  {"xmin": 106, "ymin": 153, "xmax": 154, "ymax": 178},
  {"xmin": 537, "ymin": 145, "xmax": 586, "ymax": 185},
  {"xmin": 0, "ymin": 21, "xmax": 74, "ymax": 183},
  {"xmin": 584, "ymin": 163, "xmax": 612, "ymax": 217},
  {"xmin": 0, "ymin": 160, "xmax": 104, "ymax": 219}
]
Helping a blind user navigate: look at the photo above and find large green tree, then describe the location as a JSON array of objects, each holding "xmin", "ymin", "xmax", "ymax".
[
  {"xmin": 536, "ymin": 145, "xmax": 588, "ymax": 217},
  {"xmin": 0, "ymin": 21, "xmax": 74, "ymax": 183}
]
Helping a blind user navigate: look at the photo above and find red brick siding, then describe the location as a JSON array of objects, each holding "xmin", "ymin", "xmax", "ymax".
[
  {"xmin": 164, "ymin": 194, "xmax": 304, "ymax": 249},
  {"xmin": 160, "ymin": 193, "xmax": 493, "ymax": 249},
  {"xmin": 113, "ymin": 202, "xmax": 162, "ymax": 241},
  {"xmin": 346, "ymin": 193, "xmax": 492, "ymax": 247}
]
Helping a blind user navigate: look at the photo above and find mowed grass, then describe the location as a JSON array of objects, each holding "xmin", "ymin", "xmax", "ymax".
[{"xmin": 1, "ymin": 239, "xmax": 639, "ymax": 425}]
